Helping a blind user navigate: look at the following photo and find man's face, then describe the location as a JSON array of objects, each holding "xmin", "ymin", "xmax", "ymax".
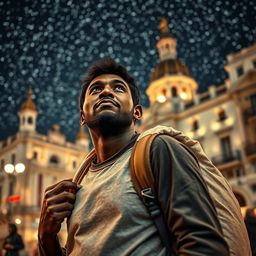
[{"xmin": 80, "ymin": 74, "xmax": 141, "ymax": 135}]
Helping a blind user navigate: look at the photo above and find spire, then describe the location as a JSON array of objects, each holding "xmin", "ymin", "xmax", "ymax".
[
  {"xmin": 159, "ymin": 17, "xmax": 169, "ymax": 34},
  {"xmin": 156, "ymin": 17, "xmax": 177, "ymax": 60},
  {"xmin": 20, "ymin": 87, "xmax": 36, "ymax": 112}
]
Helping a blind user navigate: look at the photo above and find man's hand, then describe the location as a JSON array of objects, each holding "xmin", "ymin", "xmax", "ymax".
[
  {"xmin": 38, "ymin": 179, "xmax": 81, "ymax": 244},
  {"xmin": 4, "ymin": 244, "xmax": 14, "ymax": 249}
]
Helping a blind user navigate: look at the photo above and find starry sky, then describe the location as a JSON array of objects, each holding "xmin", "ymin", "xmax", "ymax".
[{"xmin": 1, "ymin": 0, "xmax": 255, "ymax": 142}]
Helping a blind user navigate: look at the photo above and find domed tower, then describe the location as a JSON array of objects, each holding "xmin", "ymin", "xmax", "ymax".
[
  {"xmin": 76, "ymin": 125, "xmax": 89, "ymax": 151},
  {"xmin": 146, "ymin": 18, "xmax": 198, "ymax": 106},
  {"xmin": 18, "ymin": 88, "xmax": 38, "ymax": 132}
]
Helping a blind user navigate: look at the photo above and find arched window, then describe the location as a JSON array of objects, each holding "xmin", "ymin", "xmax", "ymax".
[
  {"xmin": 28, "ymin": 116, "xmax": 33, "ymax": 124},
  {"xmin": 49, "ymin": 155, "xmax": 59, "ymax": 164},
  {"xmin": 171, "ymin": 87, "xmax": 177, "ymax": 97},
  {"xmin": 192, "ymin": 120, "xmax": 199, "ymax": 131},
  {"xmin": 218, "ymin": 109, "xmax": 227, "ymax": 121}
]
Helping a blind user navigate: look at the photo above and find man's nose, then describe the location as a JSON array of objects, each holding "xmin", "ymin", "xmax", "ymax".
[{"xmin": 99, "ymin": 86, "xmax": 114, "ymax": 98}]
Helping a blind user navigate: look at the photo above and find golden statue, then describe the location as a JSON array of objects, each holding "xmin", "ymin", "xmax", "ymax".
[{"xmin": 159, "ymin": 17, "xmax": 169, "ymax": 33}]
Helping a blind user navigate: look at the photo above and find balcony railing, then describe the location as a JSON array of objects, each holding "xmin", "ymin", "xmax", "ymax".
[
  {"xmin": 211, "ymin": 150, "xmax": 241, "ymax": 166},
  {"xmin": 245, "ymin": 143, "xmax": 256, "ymax": 156}
]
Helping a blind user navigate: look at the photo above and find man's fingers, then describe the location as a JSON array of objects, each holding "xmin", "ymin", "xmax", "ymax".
[
  {"xmin": 44, "ymin": 179, "xmax": 73, "ymax": 192},
  {"xmin": 48, "ymin": 202, "xmax": 74, "ymax": 213},
  {"xmin": 45, "ymin": 180, "xmax": 80, "ymax": 198},
  {"xmin": 48, "ymin": 210, "xmax": 73, "ymax": 222},
  {"xmin": 45, "ymin": 191, "xmax": 76, "ymax": 206}
]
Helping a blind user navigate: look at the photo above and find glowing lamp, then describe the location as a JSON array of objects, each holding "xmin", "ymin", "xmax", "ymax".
[
  {"xmin": 15, "ymin": 163, "xmax": 25, "ymax": 173},
  {"xmin": 180, "ymin": 92, "xmax": 187, "ymax": 99},
  {"xmin": 4, "ymin": 164, "xmax": 14, "ymax": 174},
  {"xmin": 157, "ymin": 95, "xmax": 166, "ymax": 103}
]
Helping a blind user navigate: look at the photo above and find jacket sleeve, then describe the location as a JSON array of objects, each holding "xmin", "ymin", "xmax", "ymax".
[{"xmin": 150, "ymin": 135, "xmax": 229, "ymax": 256}]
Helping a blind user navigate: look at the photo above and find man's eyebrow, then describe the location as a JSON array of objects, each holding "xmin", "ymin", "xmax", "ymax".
[{"xmin": 110, "ymin": 79, "xmax": 127, "ymax": 86}]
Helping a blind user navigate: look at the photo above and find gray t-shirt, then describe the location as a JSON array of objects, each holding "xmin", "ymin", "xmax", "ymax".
[{"xmin": 66, "ymin": 146, "xmax": 165, "ymax": 256}]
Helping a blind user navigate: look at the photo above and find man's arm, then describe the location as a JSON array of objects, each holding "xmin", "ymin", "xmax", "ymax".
[
  {"xmin": 150, "ymin": 135, "xmax": 229, "ymax": 255},
  {"xmin": 38, "ymin": 179, "xmax": 81, "ymax": 256}
]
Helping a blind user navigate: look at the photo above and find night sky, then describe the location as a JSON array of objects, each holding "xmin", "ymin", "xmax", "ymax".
[{"xmin": 1, "ymin": 0, "xmax": 255, "ymax": 142}]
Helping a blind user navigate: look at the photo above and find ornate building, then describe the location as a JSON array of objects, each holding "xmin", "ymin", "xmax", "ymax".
[
  {"xmin": 0, "ymin": 88, "xmax": 89, "ymax": 253},
  {"xmin": 140, "ymin": 18, "xmax": 256, "ymax": 207},
  {"xmin": 0, "ymin": 18, "xmax": 255, "ymax": 254}
]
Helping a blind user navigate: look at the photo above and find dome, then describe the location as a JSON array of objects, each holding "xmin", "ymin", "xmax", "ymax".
[
  {"xmin": 20, "ymin": 88, "xmax": 36, "ymax": 111},
  {"xmin": 150, "ymin": 59, "xmax": 190, "ymax": 82}
]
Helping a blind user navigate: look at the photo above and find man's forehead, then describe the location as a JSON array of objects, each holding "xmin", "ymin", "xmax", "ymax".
[{"xmin": 89, "ymin": 74, "xmax": 127, "ymax": 86}]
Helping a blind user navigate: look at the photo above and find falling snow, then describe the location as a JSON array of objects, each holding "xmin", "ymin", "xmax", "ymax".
[{"xmin": 0, "ymin": 0, "xmax": 255, "ymax": 141}]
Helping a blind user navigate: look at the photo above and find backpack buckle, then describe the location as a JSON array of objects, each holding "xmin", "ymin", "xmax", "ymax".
[{"xmin": 141, "ymin": 188, "xmax": 161, "ymax": 217}]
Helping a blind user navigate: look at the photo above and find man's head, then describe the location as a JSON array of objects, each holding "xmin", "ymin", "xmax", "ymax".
[
  {"xmin": 80, "ymin": 58, "xmax": 140, "ymax": 111},
  {"xmin": 79, "ymin": 58, "xmax": 142, "ymax": 137}
]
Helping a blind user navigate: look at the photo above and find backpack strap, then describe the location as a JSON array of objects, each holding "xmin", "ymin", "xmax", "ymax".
[{"xmin": 130, "ymin": 134, "xmax": 174, "ymax": 255}]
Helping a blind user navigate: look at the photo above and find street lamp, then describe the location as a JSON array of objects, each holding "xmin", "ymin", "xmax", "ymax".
[
  {"xmin": 4, "ymin": 163, "xmax": 25, "ymax": 174},
  {"xmin": 3, "ymin": 163, "xmax": 26, "ymax": 222}
]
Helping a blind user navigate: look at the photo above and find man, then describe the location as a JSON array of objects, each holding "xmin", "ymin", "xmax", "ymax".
[
  {"xmin": 3, "ymin": 223, "xmax": 24, "ymax": 256},
  {"xmin": 38, "ymin": 58, "xmax": 232, "ymax": 255}
]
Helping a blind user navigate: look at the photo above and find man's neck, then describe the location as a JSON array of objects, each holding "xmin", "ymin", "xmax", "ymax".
[{"xmin": 89, "ymin": 127, "xmax": 135, "ymax": 163}]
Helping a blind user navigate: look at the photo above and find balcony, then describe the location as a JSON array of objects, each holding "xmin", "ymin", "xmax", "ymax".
[{"xmin": 211, "ymin": 150, "xmax": 241, "ymax": 166}]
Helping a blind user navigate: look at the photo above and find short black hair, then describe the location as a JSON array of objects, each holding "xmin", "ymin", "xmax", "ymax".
[{"xmin": 79, "ymin": 58, "xmax": 140, "ymax": 110}]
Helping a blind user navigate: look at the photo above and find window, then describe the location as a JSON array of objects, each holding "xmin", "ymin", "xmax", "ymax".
[
  {"xmin": 0, "ymin": 159, "xmax": 4, "ymax": 171},
  {"xmin": 192, "ymin": 120, "xmax": 199, "ymax": 131},
  {"xmin": 250, "ymin": 94, "xmax": 256, "ymax": 115},
  {"xmin": 28, "ymin": 116, "xmax": 33, "ymax": 124},
  {"xmin": 9, "ymin": 181, "xmax": 14, "ymax": 196},
  {"xmin": 237, "ymin": 66, "xmax": 244, "ymax": 77},
  {"xmin": 38, "ymin": 174, "xmax": 43, "ymax": 206},
  {"xmin": 220, "ymin": 136, "xmax": 232, "ymax": 160},
  {"xmin": 218, "ymin": 109, "xmax": 227, "ymax": 122},
  {"xmin": 49, "ymin": 155, "xmax": 59, "ymax": 164},
  {"xmin": 11, "ymin": 153, "xmax": 16, "ymax": 165},
  {"xmin": 171, "ymin": 87, "xmax": 177, "ymax": 97},
  {"xmin": 33, "ymin": 151, "xmax": 38, "ymax": 160}
]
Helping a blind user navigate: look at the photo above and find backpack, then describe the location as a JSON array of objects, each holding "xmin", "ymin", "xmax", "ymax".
[
  {"xmin": 73, "ymin": 125, "xmax": 251, "ymax": 256},
  {"xmin": 129, "ymin": 125, "xmax": 251, "ymax": 256}
]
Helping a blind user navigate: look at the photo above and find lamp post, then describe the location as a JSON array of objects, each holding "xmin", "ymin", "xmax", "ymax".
[{"xmin": 3, "ymin": 163, "xmax": 26, "ymax": 222}]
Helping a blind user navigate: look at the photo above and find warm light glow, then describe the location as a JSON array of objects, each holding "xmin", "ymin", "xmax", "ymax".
[
  {"xmin": 157, "ymin": 95, "xmax": 166, "ymax": 103},
  {"xmin": 225, "ymin": 117, "xmax": 234, "ymax": 126},
  {"xmin": 198, "ymin": 127, "xmax": 206, "ymax": 136},
  {"xmin": 180, "ymin": 92, "xmax": 187, "ymax": 99},
  {"xmin": 212, "ymin": 122, "xmax": 221, "ymax": 131},
  {"xmin": 15, "ymin": 218, "xmax": 22, "ymax": 225},
  {"xmin": 4, "ymin": 164, "xmax": 14, "ymax": 174},
  {"xmin": 15, "ymin": 163, "xmax": 25, "ymax": 173}
]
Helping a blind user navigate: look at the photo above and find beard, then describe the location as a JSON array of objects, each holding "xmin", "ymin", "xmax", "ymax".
[{"xmin": 86, "ymin": 109, "xmax": 134, "ymax": 138}]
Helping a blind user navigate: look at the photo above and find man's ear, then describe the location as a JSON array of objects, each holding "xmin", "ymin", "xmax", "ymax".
[
  {"xmin": 80, "ymin": 110, "xmax": 86, "ymax": 126},
  {"xmin": 133, "ymin": 105, "xmax": 143, "ymax": 121}
]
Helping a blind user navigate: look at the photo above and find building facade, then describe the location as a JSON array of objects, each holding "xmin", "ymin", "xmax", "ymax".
[
  {"xmin": 0, "ymin": 18, "xmax": 255, "ymax": 254},
  {"xmin": 139, "ymin": 18, "xmax": 256, "ymax": 207},
  {"xmin": 0, "ymin": 88, "xmax": 89, "ymax": 253}
]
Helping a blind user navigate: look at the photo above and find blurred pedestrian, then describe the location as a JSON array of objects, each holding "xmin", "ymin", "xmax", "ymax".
[
  {"xmin": 2, "ymin": 223, "xmax": 24, "ymax": 256},
  {"xmin": 245, "ymin": 207, "xmax": 256, "ymax": 255}
]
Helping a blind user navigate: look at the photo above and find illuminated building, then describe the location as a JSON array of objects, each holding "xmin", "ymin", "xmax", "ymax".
[
  {"xmin": 140, "ymin": 18, "xmax": 256, "ymax": 207},
  {"xmin": 0, "ymin": 88, "xmax": 89, "ymax": 253}
]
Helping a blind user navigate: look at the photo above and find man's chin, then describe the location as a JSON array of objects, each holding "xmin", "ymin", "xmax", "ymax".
[{"xmin": 87, "ymin": 112, "xmax": 133, "ymax": 137}]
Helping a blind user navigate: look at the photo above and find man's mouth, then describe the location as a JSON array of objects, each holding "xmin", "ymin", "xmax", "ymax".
[{"xmin": 94, "ymin": 99, "xmax": 119, "ymax": 110}]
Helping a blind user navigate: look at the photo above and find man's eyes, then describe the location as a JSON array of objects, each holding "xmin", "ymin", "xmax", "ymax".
[{"xmin": 89, "ymin": 84, "xmax": 126, "ymax": 94}]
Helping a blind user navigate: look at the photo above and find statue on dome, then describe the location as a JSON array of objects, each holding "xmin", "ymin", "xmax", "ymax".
[{"xmin": 159, "ymin": 17, "xmax": 169, "ymax": 33}]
